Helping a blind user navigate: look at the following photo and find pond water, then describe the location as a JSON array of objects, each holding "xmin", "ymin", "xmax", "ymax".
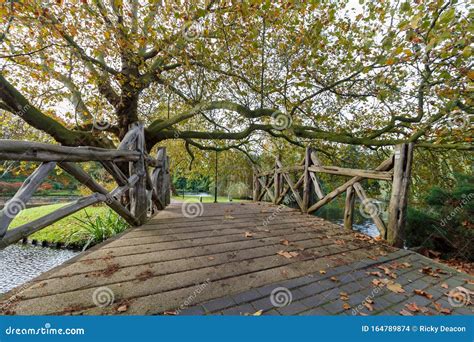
[{"xmin": 0, "ymin": 244, "xmax": 78, "ymax": 294}]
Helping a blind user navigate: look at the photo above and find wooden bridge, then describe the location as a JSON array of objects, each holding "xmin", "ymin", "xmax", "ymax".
[
  {"xmin": 0, "ymin": 201, "xmax": 472, "ymax": 315},
  {"xmin": 0, "ymin": 136, "xmax": 472, "ymax": 315}
]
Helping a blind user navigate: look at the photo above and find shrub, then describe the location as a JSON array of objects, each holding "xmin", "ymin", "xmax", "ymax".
[
  {"xmin": 67, "ymin": 209, "xmax": 129, "ymax": 250},
  {"xmin": 405, "ymin": 174, "xmax": 473, "ymax": 261}
]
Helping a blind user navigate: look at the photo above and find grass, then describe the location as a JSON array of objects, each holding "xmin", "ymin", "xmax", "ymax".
[
  {"xmin": 9, "ymin": 203, "xmax": 111, "ymax": 245},
  {"xmin": 171, "ymin": 195, "xmax": 250, "ymax": 203}
]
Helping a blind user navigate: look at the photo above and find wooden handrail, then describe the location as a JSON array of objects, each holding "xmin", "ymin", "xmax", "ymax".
[
  {"xmin": 0, "ymin": 124, "xmax": 171, "ymax": 250},
  {"xmin": 252, "ymin": 144, "xmax": 414, "ymax": 247}
]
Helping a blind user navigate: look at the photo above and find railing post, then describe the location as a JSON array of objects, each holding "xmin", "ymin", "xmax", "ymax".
[
  {"xmin": 344, "ymin": 186, "xmax": 355, "ymax": 229},
  {"xmin": 129, "ymin": 123, "xmax": 148, "ymax": 225},
  {"xmin": 252, "ymin": 168, "xmax": 259, "ymax": 201},
  {"xmin": 273, "ymin": 158, "xmax": 280, "ymax": 204},
  {"xmin": 302, "ymin": 146, "xmax": 312, "ymax": 213},
  {"xmin": 387, "ymin": 143, "xmax": 414, "ymax": 246}
]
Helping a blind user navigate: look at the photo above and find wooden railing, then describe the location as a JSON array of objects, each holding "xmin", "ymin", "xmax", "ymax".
[
  {"xmin": 253, "ymin": 143, "xmax": 414, "ymax": 246},
  {"xmin": 0, "ymin": 123, "xmax": 170, "ymax": 249}
]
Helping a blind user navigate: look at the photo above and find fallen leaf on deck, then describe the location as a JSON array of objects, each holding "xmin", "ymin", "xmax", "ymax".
[
  {"xmin": 368, "ymin": 271, "xmax": 383, "ymax": 277},
  {"xmin": 335, "ymin": 239, "xmax": 345, "ymax": 245},
  {"xmin": 433, "ymin": 302, "xmax": 452, "ymax": 314},
  {"xmin": 399, "ymin": 309, "xmax": 413, "ymax": 316},
  {"xmin": 372, "ymin": 279, "xmax": 382, "ymax": 286},
  {"xmin": 244, "ymin": 232, "xmax": 254, "ymax": 238},
  {"xmin": 253, "ymin": 310, "xmax": 263, "ymax": 316},
  {"xmin": 405, "ymin": 303, "xmax": 420, "ymax": 312},
  {"xmin": 208, "ymin": 256, "xmax": 215, "ymax": 261},
  {"xmin": 339, "ymin": 292, "xmax": 349, "ymax": 301},
  {"xmin": 330, "ymin": 276, "xmax": 338, "ymax": 282},
  {"xmin": 386, "ymin": 282, "xmax": 405, "ymax": 293},
  {"xmin": 277, "ymin": 250, "xmax": 298, "ymax": 259},
  {"xmin": 343, "ymin": 303, "xmax": 351, "ymax": 310},
  {"xmin": 440, "ymin": 283, "xmax": 448, "ymax": 289},
  {"xmin": 420, "ymin": 267, "xmax": 440, "ymax": 278},
  {"xmin": 117, "ymin": 305, "xmax": 128, "ymax": 313},
  {"xmin": 364, "ymin": 302, "xmax": 374, "ymax": 311},
  {"xmin": 280, "ymin": 239, "xmax": 290, "ymax": 246},
  {"xmin": 414, "ymin": 289, "xmax": 433, "ymax": 299},
  {"xmin": 319, "ymin": 270, "xmax": 326, "ymax": 274},
  {"xmin": 224, "ymin": 215, "xmax": 235, "ymax": 220},
  {"xmin": 163, "ymin": 310, "xmax": 177, "ymax": 315}
]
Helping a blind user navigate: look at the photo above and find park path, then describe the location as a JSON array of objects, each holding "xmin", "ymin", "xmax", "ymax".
[{"xmin": 0, "ymin": 202, "xmax": 472, "ymax": 316}]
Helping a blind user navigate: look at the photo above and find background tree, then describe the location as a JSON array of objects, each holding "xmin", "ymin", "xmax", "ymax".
[{"xmin": 0, "ymin": 0, "xmax": 471, "ymax": 158}]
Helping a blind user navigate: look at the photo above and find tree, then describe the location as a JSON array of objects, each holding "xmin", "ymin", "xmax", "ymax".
[{"xmin": 0, "ymin": 0, "xmax": 471, "ymax": 159}]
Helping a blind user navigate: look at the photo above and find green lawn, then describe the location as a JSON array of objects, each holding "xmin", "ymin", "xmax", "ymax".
[{"xmin": 9, "ymin": 203, "xmax": 110, "ymax": 245}]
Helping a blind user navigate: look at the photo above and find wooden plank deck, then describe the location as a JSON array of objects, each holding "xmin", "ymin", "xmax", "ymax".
[{"xmin": 0, "ymin": 202, "xmax": 472, "ymax": 316}]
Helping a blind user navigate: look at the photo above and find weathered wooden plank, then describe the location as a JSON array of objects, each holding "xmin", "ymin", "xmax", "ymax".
[
  {"xmin": 129, "ymin": 123, "xmax": 148, "ymax": 225},
  {"xmin": 353, "ymin": 182, "xmax": 387, "ymax": 237},
  {"xmin": 307, "ymin": 165, "xmax": 393, "ymax": 180},
  {"xmin": 59, "ymin": 162, "xmax": 139, "ymax": 226},
  {"xmin": 0, "ymin": 193, "xmax": 105, "ymax": 249},
  {"xmin": 276, "ymin": 160, "xmax": 303, "ymax": 210},
  {"xmin": 307, "ymin": 156, "xmax": 394, "ymax": 213},
  {"xmin": 387, "ymin": 143, "xmax": 414, "ymax": 246},
  {"xmin": 0, "ymin": 140, "xmax": 139, "ymax": 162},
  {"xmin": 302, "ymin": 147, "xmax": 311, "ymax": 212},
  {"xmin": 344, "ymin": 186, "xmax": 355, "ymax": 230},
  {"xmin": 309, "ymin": 150, "xmax": 325, "ymax": 199},
  {"xmin": 0, "ymin": 162, "xmax": 56, "ymax": 237}
]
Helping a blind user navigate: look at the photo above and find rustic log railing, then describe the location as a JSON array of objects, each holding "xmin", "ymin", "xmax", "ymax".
[
  {"xmin": 0, "ymin": 123, "xmax": 170, "ymax": 249},
  {"xmin": 253, "ymin": 143, "xmax": 414, "ymax": 247}
]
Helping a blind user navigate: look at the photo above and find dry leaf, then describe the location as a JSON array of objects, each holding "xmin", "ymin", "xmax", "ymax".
[
  {"xmin": 399, "ymin": 309, "xmax": 413, "ymax": 316},
  {"xmin": 433, "ymin": 302, "xmax": 452, "ymax": 315},
  {"xmin": 414, "ymin": 289, "xmax": 433, "ymax": 299},
  {"xmin": 343, "ymin": 303, "xmax": 351, "ymax": 310},
  {"xmin": 386, "ymin": 282, "xmax": 405, "ymax": 293},
  {"xmin": 405, "ymin": 303, "xmax": 420, "ymax": 312},
  {"xmin": 364, "ymin": 302, "xmax": 374, "ymax": 311},
  {"xmin": 277, "ymin": 250, "xmax": 298, "ymax": 259},
  {"xmin": 163, "ymin": 310, "xmax": 177, "ymax": 315},
  {"xmin": 368, "ymin": 271, "xmax": 383, "ymax": 277},
  {"xmin": 340, "ymin": 292, "xmax": 349, "ymax": 301},
  {"xmin": 117, "ymin": 305, "xmax": 128, "ymax": 312},
  {"xmin": 244, "ymin": 232, "xmax": 254, "ymax": 238},
  {"xmin": 253, "ymin": 310, "xmax": 263, "ymax": 316},
  {"xmin": 319, "ymin": 270, "xmax": 326, "ymax": 274},
  {"xmin": 280, "ymin": 239, "xmax": 290, "ymax": 246},
  {"xmin": 208, "ymin": 256, "xmax": 215, "ymax": 261},
  {"xmin": 372, "ymin": 279, "xmax": 382, "ymax": 286},
  {"xmin": 224, "ymin": 215, "xmax": 235, "ymax": 220},
  {"xmin": 440, "ymin": 283, "xmax": 448, "ymax": 289},
  {"xmin": 330, "ymin": 276, "xmax": 338, "ymax": 282}
]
